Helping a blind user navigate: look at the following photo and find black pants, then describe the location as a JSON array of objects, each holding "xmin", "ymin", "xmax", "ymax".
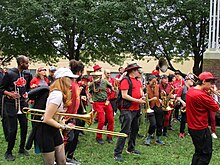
[
  {"xmin": 4, "ymin": 101, "xmax": 28, "ymax": 153},
  {"xmin": 180, "ymin": 112, "xmax": 187, "ymax": 133},
  {"xmin": 188, "ymin": 128, "xmax": 212, "ymax": 165},
  {"xmin": 114, "ymin": 110, "xmax": 140, "ymax": 156},
  {"xmin": 65, "ymin": 119, "xmax": 81, "ymax": 159},
  {"xmin": 110, "ymin": 99, "xmax": 117, "ymax": 114},
  {"xmin": 1, "ymin": 96, "xmax": 9, "ymax": 141},
  {"xmin": 147, "ymin": 106, "xmax": 163, "ymax": 136}
]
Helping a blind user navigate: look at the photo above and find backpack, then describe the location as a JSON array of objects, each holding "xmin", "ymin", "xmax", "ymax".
[{"xmin": 116, "ymin": 76, "xmax": 132, "ymax": 110}]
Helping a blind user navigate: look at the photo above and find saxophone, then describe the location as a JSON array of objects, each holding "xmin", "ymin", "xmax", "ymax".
[{"xmin": 161, "ymin": 86, "xmax": 175, "ymax": 111}]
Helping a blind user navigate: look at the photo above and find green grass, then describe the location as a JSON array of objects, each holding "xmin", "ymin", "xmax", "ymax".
[{"xmin": 1, "ymin": 113, "xmax": 220, "ymax": 165}]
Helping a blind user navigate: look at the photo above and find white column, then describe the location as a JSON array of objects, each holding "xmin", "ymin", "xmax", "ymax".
[{"xmin": 208, "ymin": 0, "xmax": 220, "ymax": 49}]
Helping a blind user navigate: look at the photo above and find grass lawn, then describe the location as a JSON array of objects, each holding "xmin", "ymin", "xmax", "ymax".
[{"xmin": 0, "ymin": 112, "xmax": 220, "ymax": 165}]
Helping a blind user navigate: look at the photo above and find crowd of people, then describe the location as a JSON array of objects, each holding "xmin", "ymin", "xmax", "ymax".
[{"xmin": 0, "ymin": 55, "xmax": 220, "ymax": 165}]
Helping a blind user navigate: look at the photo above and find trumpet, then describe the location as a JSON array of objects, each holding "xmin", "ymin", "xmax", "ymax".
[
  {"xmin": 144, "ymin": 88, "xmax": 154, "ymax": 113},
  {"xmin": 22, "ymin": 107, "xmax": 128, "ymax": 137}
]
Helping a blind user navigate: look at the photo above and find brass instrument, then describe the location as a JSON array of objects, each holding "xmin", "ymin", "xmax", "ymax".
[
  {"xmin": 161, "ymin": 87, "xmax": 175, "ymax": 111},
  {"xmin": 144, "ymin": 88, "xmax": 154, "ymax": 113},
  {"xmin": 158, "ymin": 58, "xmax": 168, "ymax": 73},
  {"xmin": 22, "ymin": 107, "xmax": 128, "ymax": 137},
  {"xmin": 22, "ymin": 107, "xmax": 94, "ymax": 126},
  {"xmin": 14, "ymin": 84, "xmax": 22, "ymax": 114},
  {"xmin": 180, "ymin": 106, "xmax": 186, "ymax": 113},
  {"xmin": 90, "ymin": 71, "xmax": 103, "ymax": 93},
  {"xmin": 90, "ymin": 71, "xmax": 102, "ymax": 82},
  {"xmin": 209, "ymin": 87, "xmax": 220, "ymax": 105}
]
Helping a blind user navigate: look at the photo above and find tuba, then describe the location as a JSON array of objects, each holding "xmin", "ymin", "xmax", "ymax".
[
  {"xmin": 158, "ymin": 57, "xmax": 168, "ymax": 73},
  {"xmin": 90, "ymin": 72, "xmax": 103, "ymax": 93}
]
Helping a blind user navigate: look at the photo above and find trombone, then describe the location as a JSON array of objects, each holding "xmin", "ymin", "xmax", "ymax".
[
  {"xmin": 187, "ymin": 73, "xmax": 220, "ymax": 105},
  {"xmin": 22, "ymin": 107, "xmax": 128, "ymax": 137}
]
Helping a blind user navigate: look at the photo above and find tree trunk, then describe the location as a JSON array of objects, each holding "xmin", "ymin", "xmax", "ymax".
[{"xmin": 193, "ymin": 53, "xmax": 203, "ymax": 76}]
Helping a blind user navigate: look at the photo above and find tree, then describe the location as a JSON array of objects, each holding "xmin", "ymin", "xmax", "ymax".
[
  {"xmin": 0, "ymin": 0, "xmax": 210, "ymax": 76},
  {"xmin": 0, "ymin": 0, "xmax": 139, "ymax": 65},
  {"xmin": 129, "ymin": 0, "xmax": 209, "ymax": 75}
]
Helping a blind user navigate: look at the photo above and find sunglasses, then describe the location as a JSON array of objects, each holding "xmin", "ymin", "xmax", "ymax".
[
  {"xmin": 39, "ymin": 69, "xmax": 46, "ymax": 72},
  {"xmin": 205, "ymin": 79, "xmax": 215, "ymax": 84}
]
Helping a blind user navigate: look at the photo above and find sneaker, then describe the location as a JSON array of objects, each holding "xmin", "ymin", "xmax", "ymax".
[
  {"xmin": 114, "ymin": 154, "xmax": 124, "ymax": 162},
  {"xmin": 66, "ymin": 158, "xmax": 81, "ymax": 165},
  {"xmin": 150, "ymin": 134, "xmax": 154, "ymax": 139},
  {"xmin": 211, "ymin": 133, "xmax": 218, "ymax": 139},
  {"xmin": 107, "ymin": 137, "xmax": 113, "ymax": 143},
  {"xmin": 179, "ymin": 133, "xmax": 184, "ymax": 138},
  {"xmin": 126, "ymin": 149, "xmax": 141, "ymax": 155},
  {"xmin": 145, "ymin": 136, "xmax": 151, "ymax": 146},
  {"xmin": 155, "ymin": 139, "xmax": 165, "ymax": 145},
  {"xmin": 5, "ymin": 152, "xmax": 15, "ymax": 161},
  {"xmin": 18, "ymin": 149, "xmax": 29, "ymax": 156},
  {"xmin": 96, "ymin": 138, "xmax": 104, "ymax": 145}
]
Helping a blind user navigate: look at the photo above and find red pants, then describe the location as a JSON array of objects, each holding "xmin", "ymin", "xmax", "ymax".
[
  {"xmin": 209, "ymin": 111, "xmax": 216, "ymax": 133},
  {"xmin": 163, "ymin": 110, "xmax": 172, "ymax": 127},
  {"xmin": 93, "ymin": 101, "xmax": 114, "ymax": 139}
]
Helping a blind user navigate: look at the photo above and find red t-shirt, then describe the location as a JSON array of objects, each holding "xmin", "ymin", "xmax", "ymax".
[
  {"xmin": 120, "ymin": 77, "xmax": 142, "ymax": 111},
  {"xmin": 66, "ymin": 82, "xmax": 80, "ymax": 114},
  {"xmin": 174, "ymin": 79, "xmax": 185, "ymax": 94},
  {"xmin": 106, "ymin": 77, "xmax": 116, "ymax": 100},
  {"xmin": 186, "ymin": 87, "xmax": 219, "ymax": 130}
]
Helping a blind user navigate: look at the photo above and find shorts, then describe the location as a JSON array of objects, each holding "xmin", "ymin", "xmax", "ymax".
[{"xmin": 36, "ymin": 123, "xmax": 63, "ymax": 153}]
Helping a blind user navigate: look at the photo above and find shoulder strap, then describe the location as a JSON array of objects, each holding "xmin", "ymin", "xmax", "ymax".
[{"xmin": 121, "ymin": 76, "xmax": 132, "ymax": 96}]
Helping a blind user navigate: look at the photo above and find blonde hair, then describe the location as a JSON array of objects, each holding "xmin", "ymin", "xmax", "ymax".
[{"xmin": 49, "ymin": 77, "xmax": 72, "ymax": 107}]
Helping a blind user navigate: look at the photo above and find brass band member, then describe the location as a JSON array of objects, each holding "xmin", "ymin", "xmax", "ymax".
[
  {"xmin": 89, "ymin": 65, "xmax": 114, "ymax": 145},
  {"xmin": 159, "ymin": 75, "xmax": 174, "ymax": 136},
  {"xmin": 186, "ymin": 72, "xmax": 220, "ymax": 165},
  {"xmin": 36, "ymin": 68, "xmax": 75, "ymax": 165},
  {"xmin": 114, "ymin": 63, "xmax": 145, "ymax": 162},
  {"xmin": 0, "ymin": 55, "xmax": 32, "ymax": 161},
  {"xmin": 145, "ymin": 75, "xmax": 164, "ymax": 145},
  {"xmin": 176, "ymin": 75, "xmax": 194, "ymax": 138},
  {"xmin": 104, "ymin": 69, "xmax": 118, "ymax": 115}
]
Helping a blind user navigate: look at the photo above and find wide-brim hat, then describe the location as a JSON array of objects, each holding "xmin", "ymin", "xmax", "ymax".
[
  {"xmin": 124, "ymin": 63, "xmax": 141, "ymax": 72},
  {"xmin": 93, "ymin": 65, "xmax": 102, "ymax": 71},
  {"xmin": 198, "ymin": 72, "xmax": 217, "ymax": 81}
]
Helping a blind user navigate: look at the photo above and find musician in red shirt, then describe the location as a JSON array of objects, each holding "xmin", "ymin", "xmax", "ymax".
[
  {"xmin": 114, "ymin": 63, "xmax": 145, "ymax": 162},
  {"xmin": 186, "ymin": 72, "xmax": 220, "ymax": 165}
]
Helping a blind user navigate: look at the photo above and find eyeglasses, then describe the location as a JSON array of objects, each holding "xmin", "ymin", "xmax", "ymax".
[{"xmin": 106, "ymin": 73, "xmax": 110, "ymax": 74}]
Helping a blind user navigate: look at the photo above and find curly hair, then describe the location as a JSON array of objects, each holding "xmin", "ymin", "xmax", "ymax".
[{"xmin": 69, "ymin": 59, "xmax": 84, "ymax": 74}]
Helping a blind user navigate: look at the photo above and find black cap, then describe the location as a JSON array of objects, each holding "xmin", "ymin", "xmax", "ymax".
[
  {"xmin": 160, "ymin": 75, "xmax": 168, "ymax": 79},
  {"xmin": 148, "ymin": 75, "xmax": 157, "ymax": 81}
]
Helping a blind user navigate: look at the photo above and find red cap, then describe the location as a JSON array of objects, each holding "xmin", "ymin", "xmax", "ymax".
[
  {"xmin": 152, "ymin": 70, "xmax": 160, "ymax": 75},
  {"xmin": 198, "ymin": 72, "xmax": 217, "ymax": 81},
  {"xmin": 93, "ymin": 65, "xmax": 102, "ymax": 71}
]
